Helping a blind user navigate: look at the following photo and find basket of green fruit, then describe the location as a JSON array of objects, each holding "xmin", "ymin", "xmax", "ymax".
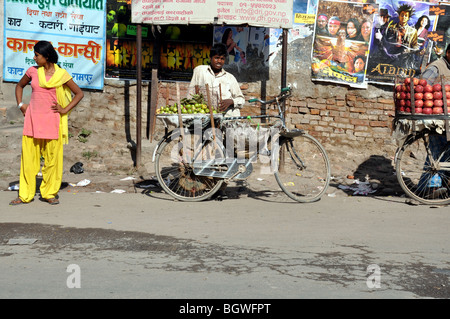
[{"xmin": 157, "ymin": 93, "xmax": 222, "ymax": 128}]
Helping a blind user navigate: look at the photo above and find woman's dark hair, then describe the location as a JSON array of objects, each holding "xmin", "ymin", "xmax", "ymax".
[
  {"xmin": 415, "ymin": 15, "xmax": 430, "ymax": 30},
  {"xmin": 354, "ymin": 55, "xmax": 366, "ymax": 64},
  {"xmin": 346, "ymin": 18, "xmax": 361, "ymax": 38},
  {"xmin": 221, "ymin": 28, "xmax": 233, "ymax": 45},
  {"xmin": 210, "ymin": 43, "xmax": 228, "ymax": 58},
  {"xmin": 34, "ymin": 40, "xmax": 58, "ymax": 63}
]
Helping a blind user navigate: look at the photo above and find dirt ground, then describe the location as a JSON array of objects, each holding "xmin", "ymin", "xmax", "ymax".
[
  {"xmin": 2, "ymin": 138, "xmax": 404, "ymax": 201},
  {"xmin": 1, "ymin": 108, "xmax": 404, "ymax": 199}
]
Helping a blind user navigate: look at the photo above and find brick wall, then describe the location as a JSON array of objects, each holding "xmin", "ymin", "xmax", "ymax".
[{"xmin": 63, "ymin": 79, "xmax": 397, "ymax": 150}]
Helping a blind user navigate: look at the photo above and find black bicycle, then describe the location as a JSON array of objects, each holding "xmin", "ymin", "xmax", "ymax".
[{"xmin": 153, "ymin": 87, "xmax": 331, "ymax": 202}]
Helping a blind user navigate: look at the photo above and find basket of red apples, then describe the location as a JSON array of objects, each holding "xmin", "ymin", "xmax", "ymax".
[{"xmin": 394, "ymin": 77, "xmax": 450, "ymax": 116}]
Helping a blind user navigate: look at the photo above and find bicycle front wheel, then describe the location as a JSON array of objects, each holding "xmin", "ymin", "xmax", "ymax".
[
  {"xmin": 396, "ymin": 132, "xmax": 450, "ymax": 205},
  {"xmin": 155, "ymin": 130, "xmax": 224, "ymax": 201},
  {"xmin": 274, "ymin": 133, "xmax": 330, "ymax": 203}
]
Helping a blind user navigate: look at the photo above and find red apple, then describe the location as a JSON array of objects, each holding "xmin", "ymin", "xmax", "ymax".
[
  {"xmin": 433, "ymin": 84, "xmax": 442, "ymax": 92},
  {"xmin": 413, "ymin": 78, "xmax": 419, "ymax": 85},
  {"xmin": 447, "ymin": 98, "xmax": 450, "ymax": 106},
  {"xmin": 424, "ymin": 92, "xmax": 434, "ymax": 100},
  {"xmin": 406, "ymin": 92, "xmax": 411, "ymax": 100},
  {"xmin": 434, "ymin": 99, "xmax": 444, "ymax": 108},
  {"xmin": 434, "ymin": 91, "xmax": 443, "ymax": 100},
  {"xmin": 445, "ymin": 84, "xmax": 450, "ymax": 92},
  {"xmin": 414, "ymin": 93, "xmax": 423, "ymax": 100},
  {"xmin": 398, "ymin": 106, "xmax": 405, "ymax": 112},
  {"xmin": 415, "ymin": 99, "xmax": 423, "ymax": 107},
  {"xmin": 399, "ymin": 99, "xmax": 406, "ymax": 107},
  {"xmin": 419, "ymin": 79, "xmax": 428, "ymax": 86},
  {"xmin": 395, "ymin": 84, "xmax": 403, "ymax": 92},
  {"xmin": 405, "ymin": 107, "xmax": 411, "ymax": 113},
  {"xmin": 404, "ymin": 77, "xmax": 411, "ymax": 85},
  {"xmin": 415, "ymin": 107, "xmax": 422, "ymax": 114},
  {"xmin": 422, "ymin": 107, "xmax": 433, "ymax": 114},
  {"xmin": 424, "ymin": 100, "xmax": 434, "ymax": 108},
  {"xmin": 424, "ymin": 84, "xmax": 433, "ymax": 93},
  {"xmin": 433, "ymin": 107, "xmax": 443, "ymax": 114},
  {"xmin": 415, "ymin": 85, "xmax": 424, "ymax": 93},
  {"xmin": 406, "ymin": 100, "xmax": 411, "ymax": 107},
  {"xmin": 446, "ymin": 92, "xmax": 450, "ymax": 98}
]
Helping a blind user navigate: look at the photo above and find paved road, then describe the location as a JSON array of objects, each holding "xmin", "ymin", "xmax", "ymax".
[{"xmin": 0, "ymin": 189, "xmax": 449, "ymax": 300}]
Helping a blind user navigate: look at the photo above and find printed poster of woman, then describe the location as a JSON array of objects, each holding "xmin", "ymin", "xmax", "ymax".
[
  {"xmin": 213, "ymin": 26, "xmax": 269, "ymax": 82},
  {"xmin": 365, "ymin": 0, "xmax": 436, "ymax": 85},
  {"xmin": 311, "ymin": 0, "xmax": 374, "ymax": 88}
]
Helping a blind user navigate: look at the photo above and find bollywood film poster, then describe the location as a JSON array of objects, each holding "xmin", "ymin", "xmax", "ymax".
[
  {"xmin": 265, "ymin": 0, "xmax": 317, "ymax": 67},
  {"xmin": 365, "ymin": 0, "xmax": 439, "ymax": 85},
  {"xmin": 105, "ymin": 0, "xmax": 156, "ymax": 79},
  {"xmin": 427, "ymin": 4, "xmax": 450, "ymax": 65},
  {"xmin": 213, "ymin": 26, "xmax": 270, "ymax": 82},
  {"xmin": 4, "ymin": 0, "xmax": 107, "ymax": 90},
  {"xmin": 311, "ymin": 1, "xmax": 375, "ymax": 88}
]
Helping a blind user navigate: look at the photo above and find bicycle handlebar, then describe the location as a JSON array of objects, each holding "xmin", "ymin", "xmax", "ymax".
[{"xmin": 248, "ymin": 87, "xmax": 291, "ymax": 104}]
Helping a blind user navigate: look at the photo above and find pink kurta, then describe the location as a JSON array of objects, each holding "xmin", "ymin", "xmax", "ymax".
[{"xmin": 23, "ymin": 66, "xmax": 60, "ymax": 140}]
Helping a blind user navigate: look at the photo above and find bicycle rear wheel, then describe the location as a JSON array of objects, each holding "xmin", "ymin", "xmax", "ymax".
[
  {"xmin": 274, "ymin": 133, "xmax": 330, "ymax": 202},
  {"xmin": 155, "ymin": 130, "xmax": 224, "ymax": 201},
  {"xmin": 396, "ymin": 131, "xmax": 450, "ymax": 205}
]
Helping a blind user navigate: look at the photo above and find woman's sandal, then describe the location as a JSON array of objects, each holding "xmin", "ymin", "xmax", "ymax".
[
  {"xmin": 45, "ymin": 197, "xmax": 59, "ymax": 205},
  {"xmin": 9, "ymin": 197, "xmax": 27, "ymax": 206}
]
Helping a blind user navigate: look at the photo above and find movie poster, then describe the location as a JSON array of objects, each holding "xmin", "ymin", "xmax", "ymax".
[
  {"xmin": 159, "ymin": 41, "xmax": 212, "ymax": 81},
  {"xmin": 213, "ymin": 26, "xmax": 270, "ymax": 82},
  {"xmin": 365, "ymin": 0, "xmax": 437, "ymax": 85},
  {"xmin": 105, "ymin": 0, "xmax": 156, "ymax": 79},
  {"xmin": 269, "ymin": 0, "xmax": 315, "ymax": 66},
  {"xmin": 311, "ymin": 1, "xmax": 375, "ymax": 88},
  {"xmin": 427, "ymin": 4, "xmax": 450, "ymax": 64}
]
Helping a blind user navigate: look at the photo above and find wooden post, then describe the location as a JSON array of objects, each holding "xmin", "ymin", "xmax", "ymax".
[
  {"xmin": 150, "ymin": 68, "xmax": 158, "ymax": 142},
  {"xmin": 136, "ymin": 24, "xmax": 142, "ymax": 168},
  {"xmin": 205, "ymin": 84, "xmax": 216, "ymax": 145},
  {"xmin": 441, "ymin": 76, "xmax": 450, "ymax": 141}
]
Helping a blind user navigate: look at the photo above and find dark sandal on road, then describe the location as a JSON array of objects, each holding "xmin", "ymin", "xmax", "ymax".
[
  {"xmin": 9, "ymin": 197, "xmax": 29, "ymax": 206},
  {"xmin": 45, "ymin": 197, "xmax": 59, "ymax": 205}
]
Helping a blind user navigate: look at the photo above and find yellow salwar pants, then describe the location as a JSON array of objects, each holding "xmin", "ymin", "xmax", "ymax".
[{"xmin": 18, "ymin": 131, "xmax": 63, "ymax": 203}]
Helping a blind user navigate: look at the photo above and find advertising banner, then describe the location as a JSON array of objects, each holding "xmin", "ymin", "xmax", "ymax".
[
  {"xmin": 365, "ymin": 0, "xmax": 440, "ymax": 85},
  {"xmin": 311, "ymin": 0, "xmax": 375, "ymax": 88},
  {"xmin": 213, "ymin": 26, "xmax": 270, "ymax": 82},
  {"xmin": 159, "ymin": 40, "xmax": 212, "ymax": 81},
  {"xmin": 131, "ymin": 0, "xmax": 294, "ymax": 29},
  {"xmin": 3, "ymin": 0, "xmax": 107, "ymax": 90},
  {"xmin": 105, "ymin": 0, "xmax": 156, "ymax": 79},
  {"xmin": 426, "ymin": 4, "xmax": 450, "ymax": 64}
]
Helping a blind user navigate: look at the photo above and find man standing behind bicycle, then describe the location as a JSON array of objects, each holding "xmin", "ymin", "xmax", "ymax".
[
  {"xmin": 188, "ymin": 43, "xmax": 246, "ymax": 200},
  {"xmin": 189, "ymin": 43, "xmax": 245, "ymax": 117},
  {"xmin": 420, "ymin": 44, "xmax": 450, "ymax": 198}
]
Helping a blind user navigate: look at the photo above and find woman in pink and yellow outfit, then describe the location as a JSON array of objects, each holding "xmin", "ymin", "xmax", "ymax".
[{"xmin": 10, "ymin": 41, "xmax": 84, "ymax": 205}]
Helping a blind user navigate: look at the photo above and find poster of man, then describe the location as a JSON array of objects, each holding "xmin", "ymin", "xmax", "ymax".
[
  {"xmin": 366, "ymin": 0, "xmax": 436, "ymax": 85},
  {"xmin": 311, "ymin": 0, "xmax": 374, "ymax": 88},
  {"xmin": 427, "ymin": 4, "xmax": 450, "ymax": 64}
]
